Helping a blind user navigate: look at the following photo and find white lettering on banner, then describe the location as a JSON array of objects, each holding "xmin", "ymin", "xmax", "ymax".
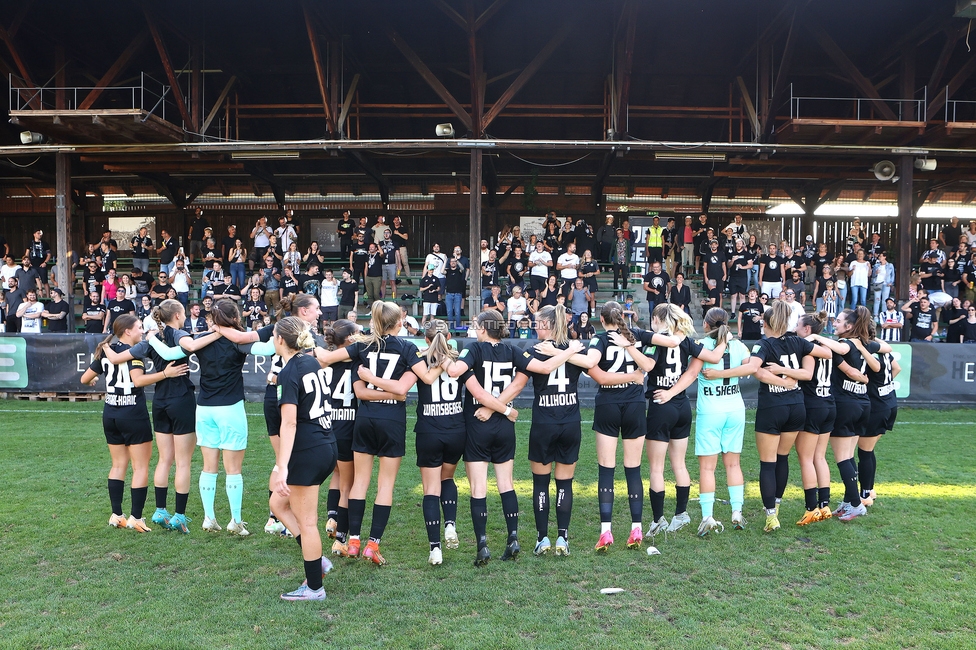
[
  {"xmin": 76, "ymin": 353, "xmax": 88, "ymax": 372},
  {"xmin": 254, "ymin": 355, "xmax": 267, "ymax": 374},
  {"xmin": 188, "ymin": 354, "xmax": 200, "ymax": 374}
]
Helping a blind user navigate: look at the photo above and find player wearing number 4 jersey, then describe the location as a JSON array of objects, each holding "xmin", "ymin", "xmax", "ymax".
[
  {"xmin": 583, "ymin": 301, "xmax": 679, "ymax": 552},
  {"xmin": 713, "ymin": 301, "xmax": 830, "ymax": 533},
  {"xmin": 81, "ymin": 315, "xmax": 189, "ymax": 533},
  {"xmin": 526, "ymin": 305, "xmax": 598, "ymax": 558},
  {"xmin": 654, "ymin": 308, "xmax": 744, "ymax": 536},
  {"xmin": 447, "ymin": 309, "xmax": 583, "ymax": 567}
]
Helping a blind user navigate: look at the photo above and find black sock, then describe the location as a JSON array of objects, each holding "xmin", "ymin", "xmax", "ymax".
[
  {"xmin": 775, "ymin": 454, "xmax": 790, "ymax": 500},
  {"xmin": 326, "ymin": 489, "xmax": 340, "ymax": 519},
  {"xmin": 335, "ymin": 506, "xmax": 349, "ymax": 543},
  {"xmin": 857, "ymin": 448, "xmax": 876, "ymax": 496},
  {"xmin": 675, "ymin": 485, "xmax": 690, "ymax": 516},
  {"xmin": 423, "ymin": 495, "xmax": 441, "ymax": 547},
  {"xmin": 532, "ymin": 473, "xmax": 551, "ymax": 541},
  {"xmin": 624, "ymin": 465, "xmax": 643, "ymax": 524},
  {"xmin": 471, "ymin": 497, "xmax": 488, "ymax": 548},
  {"xmin": 804, "ymin": 487, "xmax": 818, "ymax": 511},
  {"xmin": 347, "ymin": 498, "xmax": 366, "ymax": 537},
  {"xmin": 304, "ymin": 558, "xmax": 323, "ymax": 591},
  {"xmin": 368, "ymin": 504, "xmax": 392, "ymax": 543},
  {"xmin": 597, "ymin": 465, "xmax": 614, "ymax": 523},
  {"xmin": 268, "ymin": 490, "xmax": 278, "ymax": 522},
  {"xmin": 818, "ymin": 486, "xmax": 831, "ymax": 509},
  {"xmin": 154, "ymin": 486, "xmax": 168, "ymax": 510},
  {"xmin": 175, "ymin": 492, "xmax": 189, "ymax": 516},
  {"xmin": 839, "ymin": 459, "xmax": 861, "ymax": 507},
  {"xmin": 499, "ymin": 490, "xmax": 519, "ymax": 538},
  {"xmin": 440, "ymin": 479, "xmax": 458, "ymax": 526},
  {"xmin": 295, "ymin": 534, "xmax": 302, "ymax": 548},
  {"xmin": 108, "ymin": 479, "xmax": 124, "ymax": 516},
  {"xmin": 649, "ymin": 489, "xmax": 665, "ymax": 522},
  {"xmin": 555, "ymin": 478, "xmax": 573, "ymax": 540},
  {"xmin": 759, "ymin": 461, "xmax": 777, "ymax": 510},
  {"xmin": 130, "ymin": 486, "xmax": 148, "ymax": 520}
]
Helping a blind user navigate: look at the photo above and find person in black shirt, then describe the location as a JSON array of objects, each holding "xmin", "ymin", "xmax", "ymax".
[
  {"xmin": 81, "ymin": 314, "xmax": 188, "ymax": 532},
  {"xmin": 220, "ymin": 225, "xmax": 238, "ymax": 267},
  {"xmin": 444, "ymin": 257, "xmax": 466, "ymax": 330},
  {"xmin": 42, "ymin": 288, "xmax": 70, "ymax": 332},
  {"xmin": 157, "ymin": 230, "xmax": 177, "ymax": 276},
  {"xmin": 903, "ymin": 295, "xmax": 937, "ymax": 341},
  {"xmin": 337, "ymin": 269, "xmax": 358, "ymax": 314},
  {"xmin": 82, "ymin": 261, "xmax": 106, "ymax": 301},
  {"xmin": 507, "ymin": 245, "xmax": 528, "ymax": 292},
  {"xmin": 355, "ymin": 216, "xmax": 371, "ymax": 246},
  {"xmin": 860, "ymin": 323, "xmax": 901, "ymax": 509},
  {"xmin": 130, "ymin": 227, "xmax": 153, "ymax": 274},
  {"xmin": 243, "ymin": 287, "xmax": 268, "ymax": 330},
  {"xmin": 392, "ymin": 216, "xmax": 412, "ymax": 284},
  {"xmin": 669, "ymin": 272, "xmax": 692, "ymax": 314},
  {"xmin": 363, "ymin": 244, "xmax": 383, "ymax": 303},
  {"xmin": 703, "ymin": 239, "xmax": 726, "ymax": 302},
  {"xmin": 737, "ymin": 289, "xmax": 764, "ymax": 340},
  {"xmin": 758, "ymin": 243, "xmax": 785, "ymax": 299},
  {"xmin": 188, "ymin": 208, "xmax": 209, "ymax": 266},
  {"xmin": 106, "ymin": 295, "xmax": 136, "ymax": 330},
  {"xmin": 349, "ymin": 235, "xmax": 369, "ymax": 288},
  {"xmin": 726, "ymin": 239, "xmax": 752, "ymax": 314},
  {"xmin": 338, "ymin": 211, "xmax": 355, "ymax": 256},
  {"xmin": 642, "ymin": 261, "xmax": 670, "ymax": 308},
  {"xmin": 26, "ymin": 229, "xmax": 51, "ymax": 297},
  {"xmin": 82, "ymin": 289, "xmax": 107, "ymax": 334},
  {"xmin": 940, "ymin": 216, "xmax": 962, "ymax": 250},
  {"xmin": 420, "ymin": 267, "xmax": 441, "ymax": 327},
  {"xmin": 130, "ymin": 266, "xmax": 153, "ymax": 300}
]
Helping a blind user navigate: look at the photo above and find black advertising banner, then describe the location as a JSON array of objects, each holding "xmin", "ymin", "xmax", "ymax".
[{"xmin": 0, "ymin": 334, "xmax": 972, "ymax": 407}]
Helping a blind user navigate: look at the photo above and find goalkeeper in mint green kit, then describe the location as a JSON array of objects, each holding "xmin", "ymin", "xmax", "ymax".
[{"xmin": 652, "ymin": 308, "xmax": 753, "ymax": 536}]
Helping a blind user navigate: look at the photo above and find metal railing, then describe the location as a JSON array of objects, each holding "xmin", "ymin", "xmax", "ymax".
[
  {"xmin": 788, "ymin": 83, "xmax": 927, "ymax": 122},
  {"xmin": 8, "ymin": 72, "xmax": 181, "ymax": 125},
  {"xmin": 944, "ymin": 96, "xmax": 976, "ymax": 123}
]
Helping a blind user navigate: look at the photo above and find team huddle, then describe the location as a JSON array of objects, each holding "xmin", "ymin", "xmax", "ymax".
[{"xmin": 82, "ymin": 291, "xmax": 899, "ymax": 601}]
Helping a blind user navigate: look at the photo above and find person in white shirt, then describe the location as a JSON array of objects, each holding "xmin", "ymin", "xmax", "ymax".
[
  {"xmin": 250, "ymin": 217, "xmax": 273, "ymax": 271},
  {"xmin": 170, "ymin": 259, "xmax": 192, "ymax": 305},
  {"xmin": 424, "ymin": 243, "xmax": 448, "ymax": 295},
  {"xmin": 275, "ymin": 215, "xmax": 297, "ymax": 255},
  {"xmin": 877, "ymin": 297, "xmax": 903, "ymax": 342},
  {"xmin": 556, "ymin": 242, "xmax": 580, "ymax": 294},
  {"xmin": 527, "ymin": 240, "xmax": 552, "ymax": 298},
  {"xmin": 16, "ymin": 289, "xmax": 44, "ymax": 333},
  {"xmin": 1, "ymin": 254, "xmax": 20, "ymax": 286},
  {"xmin": 479, "ymin": 239, "xmax": 491, "ymax": 264},
  {"xmin": 397, "ymin": 305, "xmax": 420, "ymax": 337},
  {"xmin": 320, "ymin": 268, "xmax": 340, "ymax": 322},
  {"xmin": 371, "ymin": 215, "xmax": 389, "ymax": 245},
  {"xmin": 781, "ymin": 289, "xmax": 805, "ymax": 331},
  {"xmin": 506, "ymin": 284, "xmax": 528, "ymax": 335}
]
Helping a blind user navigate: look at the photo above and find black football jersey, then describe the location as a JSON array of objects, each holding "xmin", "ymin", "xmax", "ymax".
[
  {"xmin": 866, "ymin": 351, "xmax": 897, "ymax": 409},
  {"xmin": 413, "ymin": 351, "xmax": 465, "ymax": 433},
  {"xmin": 832, "ymin": 340, "xmax": 880, "ymax": 403},
  {"xmin": 277, "ymin": 352, "xmax": 334, "ymax": 450},
  {"xmin": 89, "ymin": 342, "xmax": 148, "ymax": 418},
  {"xmin": 750, "ymin": 334, "xmax": 815, "ymax": 406},
  {"xmin": 528, "ymin": 342, "xmax": 583, "ymax": 424},
  {"xmin": 643, "ymin": 337, "xmax": 704, "ymax": 399},
  {"xmin": 587, "ymin": 329, "xmax": 645, "ymax": 405},
  {"xmin": 345, "ymin": 336, "xmax": 421, "ymax": 420},
  {"xmin": 457, "ymin": 341, "xmax": 532, "ymax": 417}
]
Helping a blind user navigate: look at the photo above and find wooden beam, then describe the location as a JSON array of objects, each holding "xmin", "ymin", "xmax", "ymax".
[
  {"xmin": 144, "ymin": 7, "xmax": 193, "ymax": 129},
  {"xmin": 78, "ymin": 31, "xmax": 148, "ymax": 110},
  {"xmin": 467, "ymin": 149, "xmax": 483, "ymax": 319},
  {"xmin": 467, "ymin": 2, "xmax": 483, "ymax": 137},
  {"xmin": 6, "ymin": 0, "xmax": 34, "ymax": 39},
  {"xmin": 386, "ymin": 27, "xmax": 473, "ymax": 131},
  {"xmin": 347, "ymin": 150, "xmax": 391, "ymax": 207},
  {"xmin": 591, "ymin": 148, "xmax": 616, "ymax": 214},
  {"xmin": 926, "ymin": 27, "xmax": 964, "ymax": 97},
  {"xmin": 429, "ymin": 0, "xmax": 469, "ymax": 31},
  {"xmin": 736, "ymin": 76, "xmax": 760, "ymax": 139},
  {"xmin": 474, "ymin": 0, "xmax": 510, "ymax": 31},
  {"xmin": 762, "ymin": 9, "xmax": 797, "ymax": 139},
  {"xmin": 806, "ymin": 21, "xmax": 897, "ymax": 121},
  {"xmin": 302, "ymin": 2, "xmax": 338, "ymax": 135},
  {"xmin": 0, "ymin": 21, "xmax": 39, "ymax": 108},
  {"xmin": 55, "ymin": 46, "xmax": 65, "ymax": 110},
  {"xmin": 482, "ymin": 17, "xmax": 574, "ymax": 130},
  {"xmin": 612, "ymin": 0, "xmax": 639, "ymax": 138},
  {"xmin": 964, "ymin": 189, "xmax": 976, "ymax": 204},
  {"xmin": 927, "ymin": 53, "xmax": 976, "ymax": 120},
  {"xmin": 202, "ymin": 75, "xmax": 237, "ymax": 134},
  {"xmin": 337, "ymin": 73, "xmax": 360, "ymax": 136}
]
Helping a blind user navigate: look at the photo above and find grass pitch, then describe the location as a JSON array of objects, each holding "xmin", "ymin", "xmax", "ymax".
[{"xmin": 0, "ymin": 401, "xmax": 974, "ymax": 649}]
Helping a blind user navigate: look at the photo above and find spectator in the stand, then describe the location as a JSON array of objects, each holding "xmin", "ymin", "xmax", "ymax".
[
  {"xmin": 871, "ymin": 252, "xmax": 895, "ymax": 317},
  {"xmin": 945, "ymin": 257, "xmax": 963, "ymax": 299},
  {"xmin": 664, "ymin": 217, "xmax": 681, "ymax": 278},
  {"xmin": 369, "ymin": 215, "xmax": 387, "ymax": 246},
  {"xmin": 942, "ymin": 297, "xmax": 967, "ymax": 343},
  {"xmin": 737, "ymin": 288, "xmax": 763, "ymax": 340},
  {"xmin": 645, "ymin": 215, "xmax": 664, "ymax": 267},
  {"xmin": 961, "ymin": 303, "xmax": 976, "ymax": 343},
  {"xmin": 482, "ymin": 284, "xmax": 505, "ymax": 315},
  {"xmin": 941, "ymin": 216, "xmax": 962, "ymax": 251},
  {"xmin": 919, "ymin": 255, "xmax": 951, "ymax": 308},
  {"xmin": 506, "ymin": 284, "xmax": 528, "ymax": 334},
  {"xmin": 444, "ymin": 256, "xmax": 466, "ymax": 331},
  {"xmin": 426, "ymin": 243, "xmax": 448, "ymax": 296},
  {"xmin": 579, "ymin": 249, "xmax": 599, "ymax": 313},
  {"xmin": 846, "ymin": 219, "xmax": 865, "ymax": 254},
  {"xmin": 276, "ymin": 214, "xmax": 298, "ymax": 256},
  {"xmin": 670, "ymin": 272, "xmax": 692, "ymax": 315},
  {"xmin": 556, "ymin": 242, "xmax": 579, "ymax": 296},
  {"xmin": 379, "ymin": 229, "xmax": 399, "ymax": 300},
  {"xmin": 249, "ymin": 218, "xmax": 272, "ymax": 271},
  {"xmin": 865, "ymin": 232, "xmax": 885, "ymax": 265},
  {"xmin": 568, "ymin": 277, "xmax": 592, "ymax": 318},
  {"xmin": 781, "ymin": 289, "xmax": 804, "ymax": 332},
  {"xmin": 3, "ymin": 277, "xmax": 25, "ymax": 332},
  {"xmin": 187, "ymin": 208, "xmax": 208, "ymax": 266},
  {"xmin": 264, "ymin": 234, "xmax": 283, "ymax": 267},
  {"xmin": 119, "ymin": 272, "xmax": 137, "ymax": 303},
  {"xmin": 801, "ymin": 235, "xmax": 817, "ymax": 282},
  {"xmin": 303, "ymin": 241, "xmax": 325, "ymax": 271},
  {"xmin": 130, "ymin": 227, "xmax": 153, "ymax": 274},
  {"xmin": 16, "ymin": 256, "xmax": 42, "ymax": 295},
  {"xmin": 507, "ymin": 244, "xmax": 527, "ymax": 294},
  {"xmin": 570, "ymin": 311, "xmax": 596, "ymax": 340},
  {"xmin": 642, "ymin": 260, "xmax": 670, "ymax": 308},
  {"xmin": 877, "ymin": 297, "xmax": 903, "ymax": 342},
  {"xmin": 97, "ymin": 241, "xmax": 117, "ymax": 274},
  {"xmin": 16, "ymin": 289, "xmax": 44, "ymax": 333},
  {"xmin": 349, "ymin": 233, "xmax": 369, "ymax": 288},
  {"xmin": 1, "ymin": 254, "xmax": 18, "ymax": 287},
  {"xmin": 391, "ymin": 216, "xmax": 411, "ymax": 284},
  {"xmin": 81, "ymin": 288, "xmax": 107, "ymax": 334},
  {"xmin": 184, "ymin": 302, "xmax": 208, "ymax": 333},
  {"xmin": 201, "ymin": 236, "xmax": 219, "ymax": 275},
  {"xmin": 396, "ymin": 305, "xmax": 420, "ymax": 337},
  {"xmin": 228, "ymin": 239, "xmax": 247, "ymax": 288},
  {"xmin": 528, "ymin": 240, "xmax": 552, "ymax": 298},
  {"xmin": 702, "ymin": 239, "xmax": 726, "ymax": 307},
  {"xmin": 260, "ymin": 255, "xmax": 282, "ymax": 318},
  {"xmin": 848, "ymin": 249, "xmax": 871, "ymax": 308},
  {"xmin": 150, "ymin": 271, "xmax": 172, "ymax": 306},
  {"xmin": 920, "ymin": 238, "xmax": 947, "ymax": 268},
  {"xmin": 26, "ymin": 229, "xmax": 52, "ymax": 297},
  {"xmin": 136, "ymin": 294, "xmax": 153, "ymax": 327},
  {"xmin": 156, "ymin": 230, "xmax": 177, "ymax": 276},
  {"xmin": 700, "ymin": 278, "xmax": 720, "ymax": 310},
  {"xmin": 363, "ymin": 243, "xmax": 383, "ymax": 302},
  {"xmin": 337, "ymin": 210, "xmax": 354, "ymax": 257},
  {"xmin": 337, "ymin": 268, "xmax": 358, "ymax": 315},
  {"xmin": 106, "ymin": 290, "xmax": 136, "ymax": 332},
  {"xmin": 451, "ymin": 245, "xmax": 470, "ymax": 275},
  {"xmin": 355, "ymin": 216, "xmax": 370, "ymax": 246},
  {"xmin": 0, "ymin": 233, "xmax": 7, "ymax": 258},
  {"xmin": 420, "ymin": 264, "xmax": 441, "ymax": 327},
  {"xmin": 611, "ymin": 228, "xmax": 630, "ymax": 297},
  {"xmin": 727, "ymin": 238, "xmax": 752, "ymax": 315},
  {"xmin": 243, "ymin": 287, "xmax": 268, "ymax": 331},
  {"xmin": 693, "ymin": 214, "xmax": 710, "ymax": 274},
  {"xmin": 680, "ymin": 216, "xmax": 695, "ymax": 276},
  {"xmin": 597, "ymin": 215, "xmax": 617, "ymax": 263},
  {"xmin": 903, "ymin": 295, "xmax": 937, "ymax": 341},
  {"xmin": 320, "ymin": 268, "xmax": 339, "ymax": 323},
  {"xmin": 41, "ymin": 287, "xmax": 69, "ymax": 332},
  {"xmin": 745, "ymin": 234, "xmax": 762, "ymax": 291},
  {"xmin": 539, "ymin": 275, "xmax": 560, "ymax": 308},
  {"xmin": 759, "ymin": 243, "xmax": 785, "ymax": 299},
  {"xmin": 785, "ymin": 269, "xmax": 807, "ymax": 308},
  {"xmin": 171, "ymin": 258, "xmax": 193, "ymax": 306}
]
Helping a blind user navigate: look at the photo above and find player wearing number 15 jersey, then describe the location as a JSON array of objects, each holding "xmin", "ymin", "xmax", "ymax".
[{"xmin": 272, "ymin": 317, "xmax": 338, "ymax": 601}]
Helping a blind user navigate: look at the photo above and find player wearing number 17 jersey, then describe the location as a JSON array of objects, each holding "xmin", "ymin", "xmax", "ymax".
[{"xmin": 583, "ymin": 301, "xmax": 678, "ymax": 552}]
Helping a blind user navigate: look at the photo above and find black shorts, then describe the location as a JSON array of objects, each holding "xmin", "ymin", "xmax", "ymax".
[
  {"xmin": 728, "ymin": 276, "xmax": 748, "ymax": 295},
  {"xmin": 831, "ymin": 400, "xmax": 870, "ymax": 438},
  {"xmin": 864, "ymin": 403, "xmax": 896, "ymax": 437},
  {"xmin": 352, "ymin": 416, "xmax": 406, "ymax": 458},
  {"xmin": 802, "ymin": 404, "xmax": 836, "ymax": 435},
  {"xmin": 104, "ymin": 415, "xmax": 153, "ymax": 446},
  {"xmin": 593, "ymin": 402, "xmax": 647, "ymax": 440},
  {"xmin": 528, "ymin": 421, "xmax": 582, "ymax": 465},
  {"xmin": 286, "ymin": 441, "xmax": 337, "ymax": 486},
  {"xmin": 755, "ymin": 402, "xmax": 805, "ymax": 435},
  {"xmin": 34, "ymin": 264, "xmax": 49, "ymax": 283},
  {"xmin": 152, "ymin": 394, "xmax": 197, "ymax": 435},
  {"xmin": 464, "ymin": 416, "xmax": 516, "ymax": 463},
  {"xmin": 332, "ymin": 421, "xmax": 355, "ymax": 462},
  {"xmin": 645, "ymin": 398, "xmax": 692, "ymax": 443},
  {"xmin": 321, "ymin": 306, "xmax": 339, "ymax": 322},
  {"xmin": 264, "ymin": 393, "xmax": 281, "ymax": 437},
  {"xmin": 416, "ymin": 428, "xmax": 466, "ymax": 468}
]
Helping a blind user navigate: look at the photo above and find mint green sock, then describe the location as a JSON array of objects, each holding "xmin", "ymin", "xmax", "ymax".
[
  {"xmin": 226, "ymin": 474, "xmax": 243, "ymax": 523},
  {"xmin": 699, "ymin": 492, "xmax": 715, "ymax": 519},
  {"xmin": 199, "ymin": 472, "xmax": 218, "ymax": 520},
  {"xmin": 728, "ymin": 484, "xmax": 744, "ymax": 513}
]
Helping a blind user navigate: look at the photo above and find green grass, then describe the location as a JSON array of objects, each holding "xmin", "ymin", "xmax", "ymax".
[{"xmin": 1, "ymin": 402, "xmax": 974, "ymax": 649}]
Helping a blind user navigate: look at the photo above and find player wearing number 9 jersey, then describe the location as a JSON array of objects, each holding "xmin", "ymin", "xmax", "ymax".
[
  {"xmin": 583, "ymin": 301, "xmax": 679, "ymax": 552},
  {"xmin": 314, "ymin": 301, "xmax": 420, "ymax": 565},
  {"xmin": 734, "ymin": 301, "xmax": 830, "ymax": 532},
  {"xmin": 447, "ymin": 309, "xmax": 583, "ymax": 567},
  {"xmin": 641, "ymin": 303, "xmax": 726, "ymax": 538},
  {"xmin": 526, "ymin": 305, "xmax": 598, "ymax": 558},
  {"xmin": 271, "ymin": 317, "xmax": 338, "ymax": 601},
  {"xmin": 860, "ymin": 321, "xmax": 900, "ymax": 509},
  {"xmin": 81, "ymin": 315, "xmax": 187, "ymax": 533}
]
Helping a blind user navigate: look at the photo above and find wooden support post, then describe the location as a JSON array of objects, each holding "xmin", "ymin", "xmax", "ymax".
[
  {"xmin": 191, "ymin": 41, "xmax": 202, "ymax": 134},
  {"xmin": 55, "ymin": 46, "xmax": 65, "ymax": 110},
  {"xmin": 303, "ymin": 3, "xmax": 337, "ymax": 135},
  {"xmin": 202, "ymin": 75, "xmax": 237, "ymax": 134},
  {"xmin": 897, "ymin": 155, "xmax": 914, "ymax": 299},
  {"xmin": 612, "ymin": 0, "xmax": 638, "ymax": 138},
  {"xmin": 55, "ymin": 153, "xmax": 73, "ymax": 330},
  {"xmin": 900, "ymin": 48, "xmax": 916, "ymax": 121},
  {"xmin": 468, "ymin": 149, "xmax": 483, "ymax": 322},
  {"xmin": 144, "ymin": 9, "xmax": 194, "ymax": 129}
]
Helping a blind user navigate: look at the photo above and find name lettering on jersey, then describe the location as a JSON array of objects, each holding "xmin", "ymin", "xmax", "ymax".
[
  {"xmin": 104, "ymin": 393, "xmax": 137, "ymax": 406},
  {"xmin": 330, "ymin": 407, "xmax": 357, "ymax": 421},
  {"xmin": 702, "ymin": 384, "xmax": 740, "ymax": 397},
  {"xmin": 422, "ymin": 402, "xmax": 465, "ymax": 416},
  {"xmin": 768, "ymin": 383, "xmax": 799, "ymax": 394},
  {"xmin": 842, "ymin": 379, "xmax": 868, "ymax": 395},
  {"xmin": 877, "ymin": 384, "xmax": 896, "ymax": 396},
  {"xmin": 537, "ymin": 392, "xmax": 578, "ymax": 408}
]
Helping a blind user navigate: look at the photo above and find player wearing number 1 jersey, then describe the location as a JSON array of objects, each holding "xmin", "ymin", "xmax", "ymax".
[
  {"xmin": 272, "ymin": 318, "xmax": 338, "ymax": 601},
  {"xmin": 860, "ymin": 322, "xmax": 900, "ymax": 509},
  {"xmin": 583, "ymin": 301, "xmax": 678, "ymax": 552},
  {"xmin": 641, "ymin": 303, "xmax": 725, "ymax": 538},
  {"xmin": 447, "ymin": 309, "xmax": 582, "ymax": 567},
  {"xmin": 526, "ymin": 305, "xmax": 597, "ymax": 558}
]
